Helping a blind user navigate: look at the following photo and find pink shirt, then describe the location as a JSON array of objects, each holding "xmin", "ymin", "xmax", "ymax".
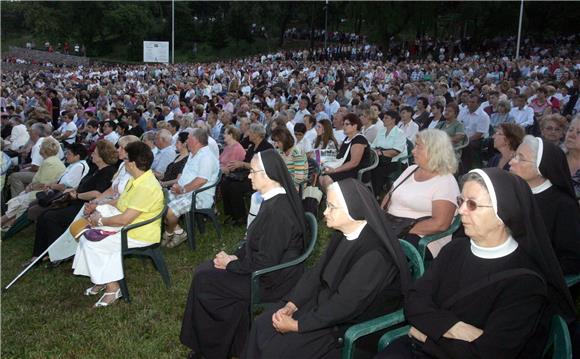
[
  {"xmin": 388, "ymin": 165, "xmax": 460, "ymax": 257},
  {"xmin": 219, "ymin": 142, "xmax": 246, "ymax": 167}
]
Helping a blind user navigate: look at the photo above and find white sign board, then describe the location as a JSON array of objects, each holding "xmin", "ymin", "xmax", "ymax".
[{"xmin": 143, "ymin": 41, "xmax": 169, "ymax": 63}]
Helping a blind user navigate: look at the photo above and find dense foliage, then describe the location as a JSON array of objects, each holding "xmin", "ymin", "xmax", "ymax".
[{"xmin": 1, "ymin": 1, "xmax": 579, "ymax": 62}]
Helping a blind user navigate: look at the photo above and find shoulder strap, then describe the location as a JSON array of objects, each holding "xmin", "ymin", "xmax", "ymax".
[
  {"xmin": 442, "ymin": 268, "xmax": 545, "ymax": 309},
  {"xmin": 389, "ymin": 166, "xmax": 418, "ymax": 197}
]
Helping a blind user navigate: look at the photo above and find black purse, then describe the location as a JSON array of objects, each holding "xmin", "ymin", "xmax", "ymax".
[{"xmin": 36, "ymin": 190, "xmax": 65, "ymax": 207}]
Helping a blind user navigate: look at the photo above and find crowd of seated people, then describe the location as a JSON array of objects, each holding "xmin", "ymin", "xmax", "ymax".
[{"xmin": 1, "ymin": 39, "xmax": 579, "ymax": 358}]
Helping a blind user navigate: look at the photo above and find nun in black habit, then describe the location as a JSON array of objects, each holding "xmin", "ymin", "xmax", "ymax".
[
  {"xmin": 180, "ymin": 149, "xmax": 307, "ymax": 359},
  {"xmin": 510, "ymin": 135, "xmax": 580, "ymax": 275},
  {"xmin": 376, "ymin": 168, "xmax": 576, "ymax": 359},
  {"xmin": 243, "ymin": 178, "xmax": 412, "ymax": 359}
]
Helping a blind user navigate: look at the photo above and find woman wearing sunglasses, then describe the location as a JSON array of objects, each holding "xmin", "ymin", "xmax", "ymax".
[{"xmin": 376, "ymin": 168, "xmax": 575, "ymax": 358}]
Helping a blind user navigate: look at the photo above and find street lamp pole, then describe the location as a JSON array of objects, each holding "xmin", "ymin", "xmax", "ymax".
[
  {"xmin": 172, "ymin": 0, "xmax": 175, "ymax": 64},
  {"xmin": 324, "ymin": 0, "xmax": 328, "ymax": 55},
  {"xmin": 515, "ymin": 0, "xmax": 524, "ymax": 60}
]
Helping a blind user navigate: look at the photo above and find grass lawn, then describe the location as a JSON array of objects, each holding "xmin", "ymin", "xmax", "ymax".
[{"xmin": 1, "ymin": 214, "xmax": 332, "ymax": 358}]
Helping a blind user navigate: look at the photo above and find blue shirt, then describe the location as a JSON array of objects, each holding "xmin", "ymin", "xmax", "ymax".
[{"xmin": 178, "ymin": 146, "xmax": 219, "ymax": 209}]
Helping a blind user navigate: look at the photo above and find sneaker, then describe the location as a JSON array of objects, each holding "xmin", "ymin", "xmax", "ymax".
[
  {"xmin": 166, "ymin": 230, "xmax": 188, "ymax": 248},
  {"xmin": 161, "ymin": 232, "xmax": 174, "ymax": 247}
]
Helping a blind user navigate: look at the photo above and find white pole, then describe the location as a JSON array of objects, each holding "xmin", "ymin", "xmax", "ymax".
[
  {"xmin": 515, "ymin": 0, "xmax": 524, "ymax": 60},
  {"xmin": 172, "ymin": 0, "xmax": 175, "ymax": 64},
  {"xmin": 324, "ymin": 0, "xmax": 329, "ymax": 52}
]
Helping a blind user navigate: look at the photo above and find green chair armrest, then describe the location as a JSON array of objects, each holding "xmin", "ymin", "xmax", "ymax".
[
  {"xmin": 191, "ymin": 171, "xmax": 222, "ymax": 212},
  {"xmin": 377, "ymin": 325, "xmax": 411, "ymax": 351},
  {"xmin": 121, "ymin": 206, "xmax": 167, "ymax": 252},
  {"xmin": 341, "ymin": 309, "xmax": 405, "ymax": 359},
  {"xmin": 565, "ymin": 274, "xmax": 580, "ymax": 287},
  {"xmin": 417, "ymin": 215, "xmax": 461, "ymax": 260},
  {"xmin": 251, "ymin": 213, "xmax": 318, "ymax": 311}
]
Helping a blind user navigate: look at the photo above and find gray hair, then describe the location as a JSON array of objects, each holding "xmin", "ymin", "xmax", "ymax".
[
  {"xmin": 190, "ymin": 127, "xmax": 209, "ymax": 146},
  {"xmin": 156, "ymin": 128, "xmax": 173, "ymax": 143},
  {"xmin": 521, "ymin": 135, "xmax": 540, "ymax": 166},
  {"xmin": 142, "ymin": 131, "xmax": 156, "ymax": 143},
  {"xmin": 118, "ymin": 135, "xmax": 140, "ymax": 148},
  {"xmin": 249, "ymin": 123, "xmax": 266, "ymax": 138},
  {"xmin": 30, "ymin": 122, "xmax": 48, "ymax": 137},
  {"xmin": 415, "ymin": 129, "xmax": 458, "ymax": 175}
]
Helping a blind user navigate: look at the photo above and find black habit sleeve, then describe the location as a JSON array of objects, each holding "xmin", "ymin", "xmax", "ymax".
[
  {"xmin": 404, "ymin": 244, "xmax": 463, "ymax": 340},
  {"xmin": 226, "ymin": 198, "xmax": 295, "ymax": 275},
  {"xmin": 551, "ymin": 198, "xmax": 580, "ymax": 275},
  {"xmin": 297, "ymin": 250, "xmax": 397, "ymax": 333},
  {"xmin": 285, "ymin": 234, "xmax": 339, "ymax": 308},
  {"xmin": 420, "ymin": 274, "xmax": 546, "ymax": 359}
]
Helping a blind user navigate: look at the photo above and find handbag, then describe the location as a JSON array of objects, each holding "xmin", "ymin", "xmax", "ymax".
[
  {"xmin": 225, "ymin": 168, "xmax": 249, "ymax": 182},
  {"xmin": 47, "ymin": 192, "xmax": 74, "ymax": 209},
  {"xmin": 384, "ymin": 212, "xmax": 431, "ymax": 238},
  {"xmin": 36, "ymin": 190, "xmax": 65, "ymax": 207}
]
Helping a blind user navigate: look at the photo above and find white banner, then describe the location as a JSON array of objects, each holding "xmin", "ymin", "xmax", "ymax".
[{"xmin": 143, "ymin": 41, "xmax": 169, "ymax": 63}]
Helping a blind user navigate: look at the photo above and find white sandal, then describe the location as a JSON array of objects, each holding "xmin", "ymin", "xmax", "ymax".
[
  {"xmin": 84, "ymin": 285, "xmax": 105, "ymax": 296},
  {"xmin": 93, "ymin": 289, "xmax": 123, "ymax": 308}
]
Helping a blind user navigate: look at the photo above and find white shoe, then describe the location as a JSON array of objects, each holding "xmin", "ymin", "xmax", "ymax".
[
  {"xmin": 84, "ymin": 285, "xmax": 105, "ymax": 296},
  {"xmin": 93, "ymin": 288, "xmax": 122, "ymax": 308}
]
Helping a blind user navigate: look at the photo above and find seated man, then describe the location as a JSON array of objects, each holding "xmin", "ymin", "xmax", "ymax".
[
  {"xmin": 163, "ymin": 128, "xmax": 219, "ymax": 248},
  {"xmin": 152, "ymin": 129, "xmax": 175, "ymax": 179}
]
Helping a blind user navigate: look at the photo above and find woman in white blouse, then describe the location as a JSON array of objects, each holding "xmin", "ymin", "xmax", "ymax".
[{"xmin": 381, "ymin": 129, "xmax": 460, "ymax": 258}]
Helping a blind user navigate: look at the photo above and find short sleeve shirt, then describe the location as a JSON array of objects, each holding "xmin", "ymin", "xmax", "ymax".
[
  {"xmin": 437, "ymin": 120, "xmax": 466, "ymax": 139},
  {"xmin": 388, "ymin": 165, "xmax": 460, "ymax": 219},
  {"xmin": 58, "ymin": 160, "xmax": 89, "ymax": 188},
  {"xmin": 116, "ymin": 170, "xmax": 164, "ymax": 244},
  {"xmin": 371, "ymin": 125, "xmax": 408, "ymax": 162},
  {"xmin": 178, "ymin": 146, "xmax": 219, "ymax": 209}
]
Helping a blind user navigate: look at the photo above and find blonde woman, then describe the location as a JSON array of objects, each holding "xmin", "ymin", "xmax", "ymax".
[{"xmin": 381, "ymin": 129, "xmax": 460, "ymax": 258}]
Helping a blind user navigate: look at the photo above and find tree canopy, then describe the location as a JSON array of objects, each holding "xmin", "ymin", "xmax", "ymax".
[{"xmin": 2, "ymin": 1, "xmax": 578, "ymax": 62}]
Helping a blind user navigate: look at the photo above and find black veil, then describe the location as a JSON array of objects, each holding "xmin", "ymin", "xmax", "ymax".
[
  {"xmin": 471, "ymin": 168, "xmax": 576, "ymax": 321},
  {"xmin": 257, "ymin": 149, "xmax": 307, "ymax": 245},
  {"xmin": 537, "ymin": 137, "xmax": 577, "ymax": 202},
  {"xmin": 335, "ymin": 178, "xmax": 412, "ymax": 294}
]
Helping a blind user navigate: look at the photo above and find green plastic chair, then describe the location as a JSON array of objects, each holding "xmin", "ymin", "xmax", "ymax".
[
  {"xmin": 341, "ymin": 239, "xmax": 424, "ymax": 359},
  {"xmin": 564, "ymin": 274, "xmax": 580, "ymax": 288},
  {"xmin": 357, "ymin": 149, "xmax": 380, "ymax": 193},
  {"xmin": 119, "ymin": 205, "xmax": 171, "ymax": 303},
  {"xmin": 2, "ymin": 212, "xmax": 32, "ymax": 240},
  {"xmin": 385, "ymin": 140, "xmax": 415, "ymax": 192},
  {"xmin": 250, "ymin": 212, "xmax": 318, "ymax": 322},
  {"xmin": 417, "ymin": 215, "xmax": 462, "ymax": 262},
  {"xmin": 542, "ymin": 315, "xmax": 573, "ymax": 359},
  {"xmin": 377, "ymin": 324, "xmax": 411, "ymax": 351},
  {"xmin": 184, "ymin": 171, "xmax": 222, "ymax": 250},
  {"xmin": 378, "ymin": 315, "xmax": 572, "ymax": 359}
]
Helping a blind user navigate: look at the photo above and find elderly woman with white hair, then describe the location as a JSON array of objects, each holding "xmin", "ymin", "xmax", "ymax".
[
  {"xmin": 381, "ymin": 129, "xmax": 460, "ymax": 258},
  {"xmin": 509, "ymin": 135, "xmax": 580, "ymax": 275}
]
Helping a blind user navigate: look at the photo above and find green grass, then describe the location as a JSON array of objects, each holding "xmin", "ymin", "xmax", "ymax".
[{"xmin": 1, "ymin": 214, "xmax": 332, "ymax": 358}]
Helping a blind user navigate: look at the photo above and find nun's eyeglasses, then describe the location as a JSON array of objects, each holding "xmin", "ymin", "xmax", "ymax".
[
  {"xmin": 512, "ymin": 153, "xmax": 535, "ymax": 164},
  {"xmin": 457, "ymin": 196, "xmax": 493, "ymax": 211},
  {"xmin": 249, "ymin": 169, "xmax": 264, "ymax": 174}
]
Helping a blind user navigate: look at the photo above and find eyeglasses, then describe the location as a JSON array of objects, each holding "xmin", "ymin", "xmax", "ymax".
[
  {"xmin": 457, "ymin": 196, "xmax": 494, "ymax": 211},
  {"xmin": 512, "ymin": 153, "xmax": 535, "ymax": 164},
  {"xmin": 543, "ymin": 126, "xmax": 561, "ymax": 132},
  {"xmin": 249, "ymin": 169, "xmax": 264, "ymax": 174}
]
